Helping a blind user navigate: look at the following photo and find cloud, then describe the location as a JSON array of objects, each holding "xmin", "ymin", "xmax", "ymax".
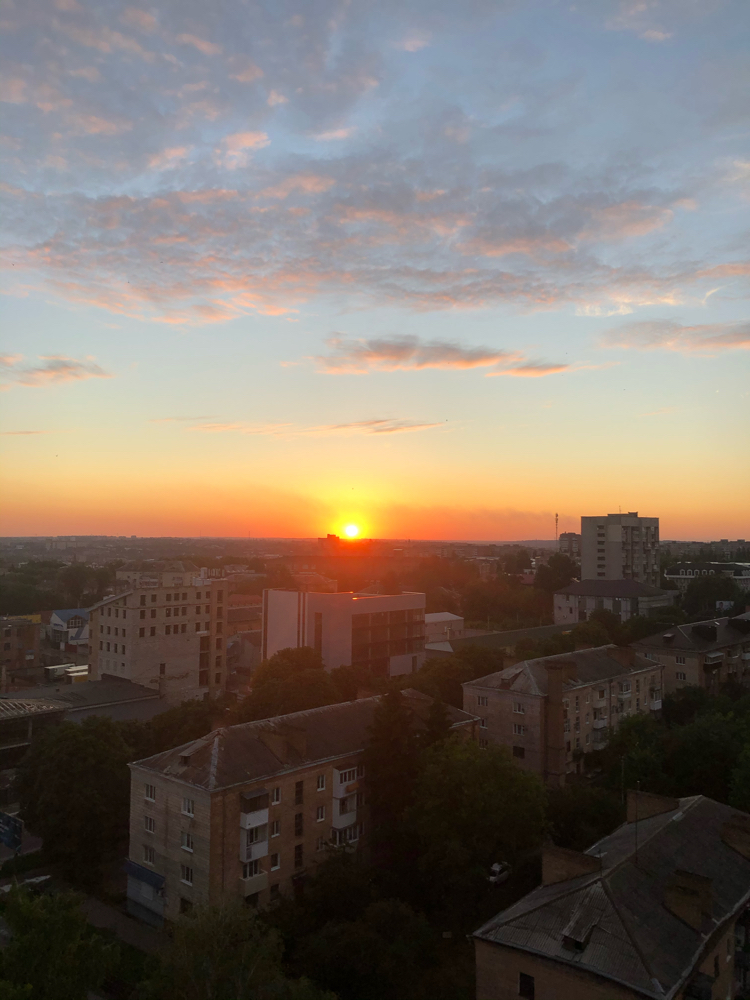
[
  {"xmin": 148, "ymin": 146, "xmax": 192, "ymax": 170},
  {"xmin": 603, "ymin": 320, "xmax": 750, "ymax": 355},
  {"xmin": 176, "ymin": 34, "xmax": 222, "ymax": 56},
  {"xmin": 395, "ymin": 32, "xmax": 431, "ymax": 52},
  {"xmin": 0, "ymin": 354, "xmax": 112, "ymax": 388},
  {"xmin": 314, "ymin": 335, "xmax": 566, "ymax": 377},
  {"xmin": 313, "ymin": 127, "xmax": 356, "ymax": 141},
  {"xmin": 120, "ymin": 8, "xmax": 157, "ymax": 32},
  {"xmin": 314, "ymin": 418, "xmax": 443, "ymax": 435},
  {"xmin": 260, "ymin": 174, "xmax": 335, "ymax": 199},
  {"xmin": 267, "ymin": 90, "xmax": 288, "ymax": 106},
  {"xmin": 215, "ymin": 131, "xmax": 270, "ymax": 169},
  {"xmin": 185, "ymin": 418, "xmax": 441, "ymax": 437},
  {"xmin": 149, "ymin": 415, "xmax": 216, "ymax": 423},
  {"xmin": 0, "ymin": 430, "xmax": 48, "ymax": 435}
]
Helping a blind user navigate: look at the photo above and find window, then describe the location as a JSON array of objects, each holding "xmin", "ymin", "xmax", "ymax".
[
  {"xmin": 150, "ymin": 609, "xmax": 156, "ymax": 618},
  {"xmin": 144, "ymin": 816, "xmax": 155, "ymax": 833},
  {"xmin": 316, "ymin": 836, "xmax": 327, "ymax": 852},
  {"xmin": 317, "ymin": 774, "xmax": 326, "ymax": 791},
  {"xmin": 676, "ymin": 671, "xmax": 687, "ymax": 681},
  {"xmin": 479, "ymin": 738, "xmax": 488, "ymax": 749},
  {"xmin": 180, "ymin": 865, "xmax": 193, "ymax": 885},
  {"xmin": 180, "ymin": 897, "xmax": 193, "ymax": 914},
  {"xmin": 598, "ymin": 689, "xmax": 605, "ymax": 699},
  {"xmin": 270, "ymin": 883, "xmax": 281, "ymax": 900},
  {"xmin": 513, "ymin": 724, "xmax": 527, "ymax": 736},
  {"xmin": 195, "ymin": 607, "xmax": 201, "ymax": 616},
  {"xmin": 357, "ymin": 764, "xmax": 365, "ymax": 778},
  {"xmin": 480, "ymin": 718, "xmax": 487, "ymax": 729},
  {"xmin": 182, "ymin": 593, "xmax": 187, "ymax": 601},
  {"xmin": 145, "ymin": 783, "xmax": 156, "ymax": 801},
  {"xmin": 295, "ymin": 780, "xmax": 304, "ymax": 804},
  {"xmin": 512, "ymin": 746, "xmax": 525, "ymax": 759},
  {"xmin": 271, "ymin": 787, "xmax": 280, "ymax": 804},
  {"xmin": 140, "ymin": 610, "xmax": 146, "ymax": 620},
  {"xmin": 181, "ymin": 623, "xmax": 187, "ymax": 634},
  {"xmin": 477, "ymin": 695, "xmax": 488, "ymax": 706},
  {"xmin": 242, "ymin": 860, "xmax": 261, "ymax": 879},
  {"xmin": 339, "ymin": 768, "xmax": 356, "ymax": 783},
  {"xmin": 215, "ymin": 673, "xmax": 221, "ymax": 685},
  {"xmin": 518, "ymin": 972, "xmax": 535, "ymax": 998},
  {"xmin": 182, "ymin": 798, "xmax": 195, "ymax": 816},
  {"xmin": 139, "ymin": 627, "xmax": 145, "ymax": 638},
  {"xmin": 121, "ymin": 644, "xmax": 126, "ymax": 654},
  {"xmin": 182, "ymin": 606, "xmax": 187, "ymax": 616},
  {"xmin": 165, "ymin": 625, "xmax": 171, "ymax": 635},
  {"xmin": 294, "ymin": 844, "xmax": 303, "ymax": 869},
  {"xmin": 512, "ymin": 702, "xmax": 525, "ymax": 714},
  {"xmin": 140, "ymin": 595, "xmax": 146, "ymax": 606},
  {"xmin": 218, "ymin": 590, "xmax": 224, "ymax": 601},
  {"xmin": 270, "ymin": 853, "xmax": 280, "ymax": 871},
  {"xmin": 181, "ymin": 831, "xmax": 194, "ymax": 852},
  {"xmin": 150, "ymin": 626, "xmax": 156, "ymax": 636},
  {"xmin": 294, "ymin": 813, "xmax": 303, "ymax": 837},
  {"xmin": 270, "ymin": 819, "xmax": 280, "ymax": 837},
  {"xmin": 316, "ymin": 805, "xmax": 326, "ymax": 822},
  {"xmin": 675, "ymin": 655, "xmax": 686, "ymax": 665},
  {"xmin": 215, "ymin": 638, "xmax": 222, "ymax": 650},
  {"xmin": 99, "ymin": 640, "xmax": 103, "ymax": 650},
  {"xmin": 166, "ymin": 594, "xmax": 172, "ymax": 602},
  {"xmin": 143, "ymin": 845, "xmax": 155, "ymax": 865}
]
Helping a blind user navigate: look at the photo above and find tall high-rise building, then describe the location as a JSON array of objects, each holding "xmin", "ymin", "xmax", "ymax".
[
  {"xmin": 580, "ymin": 512, "xmax": 660, "ymax": 586},
  {"xmin": 89, "ymin": 562, "xmax": 227, "ymax": 703},
  {"xmin": 262, "ymin": 590, "xmax": 426, "ymax": 677}
]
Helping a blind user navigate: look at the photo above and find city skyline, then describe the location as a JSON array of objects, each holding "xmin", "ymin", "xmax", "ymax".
[{"xmin": 1, "ymin": 0, "xmax": 749, "ymax": 540}]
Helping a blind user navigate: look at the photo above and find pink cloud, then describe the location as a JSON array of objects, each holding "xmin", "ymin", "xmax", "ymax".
[
  {"xmin": 176, "ymin": 34, "xmax": 222, "ymax": 56},
  {"xmin": 603, "ymin": 320, "xmax": 750, "ymax": 355},
  {"xmin": 0, "ymin": 354, "xmax": 112, "ymax": 389}
]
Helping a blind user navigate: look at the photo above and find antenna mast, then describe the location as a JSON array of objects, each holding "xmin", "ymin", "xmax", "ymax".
[{"xmin": 555, "ymin": 513, "xmax": 559, "ymax": 542}]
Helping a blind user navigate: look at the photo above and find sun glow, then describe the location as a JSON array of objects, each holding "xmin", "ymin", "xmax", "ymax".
[{"xmin": 343, "ymin": 523, "xmax": 360, "ymax": 538}]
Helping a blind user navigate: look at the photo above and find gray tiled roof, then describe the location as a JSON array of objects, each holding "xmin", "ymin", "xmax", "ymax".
[
  {"xmin": 633, "ymin": 612, "xmax": 750, "ymax": 654},
  {"xmin": 467, "ymin": 644, "xmax": 658, "ymax": 697},
  {"xmin": 132, "ymin": 690, "xmax": 477, "ymax": 791},
  {"xmin": 555, "ymin": 579, "xmax": 669, "ymax": 598},
  {"xmin": 475, "ymin": 796, "xmax": 750, "ymax": 1000}
]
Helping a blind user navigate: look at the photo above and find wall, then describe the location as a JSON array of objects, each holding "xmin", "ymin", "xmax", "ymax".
[{"xmin": 464, "ymin": 682, "xmax": 547, "ymax": 776}]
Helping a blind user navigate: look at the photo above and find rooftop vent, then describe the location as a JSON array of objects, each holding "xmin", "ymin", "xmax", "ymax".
[{"xmin": 662, "ymin": 632, "xmax": 675, "ymax": 642}]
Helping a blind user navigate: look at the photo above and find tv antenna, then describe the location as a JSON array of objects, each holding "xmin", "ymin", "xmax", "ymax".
[{"xmin": 555, "ymin": 513, "xmax": 558, "ymax": 541}]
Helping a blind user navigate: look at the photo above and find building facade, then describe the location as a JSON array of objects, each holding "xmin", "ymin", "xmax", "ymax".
[
  {"xmin": 0, "ymin": 616, "xmax": 40, "ymax": 689},
  {"xmin": 664, "ymin": 561, "xmax": 750, "ymax": 593},
  {"xmin": 558, "ymin": 532, "xmax": 581, "ymax": 558},
  {"xmin": 581, "ymin": 513, "xmax": 660, "ymax": 586},
  {"xmin": 89, "ymin": 564, "xmax": 228, "ymax": 703},
  {"xmin": 463, "ymin": 645, "xmax": 662, "ymax": 785},
  {"xmin": 125, "ymin": 691, "xmax": 477, "ymax": 924},
  {"xmin": 474, "ymin": 791, "xmax": 750, "ymax": 1000},
  {"xmin": 262, "ymin": 590, "xmax": 426, "ymax": 677},
  {"xmin": 46, "ymin": 609, "xmax": 90, "ymax": 654},
  {"xmin": 553, "ymin": 580, "xmax": 676, "ymax": 625},
  {"xmin": 632, "ymin": 612, "xmax": 750, "ymax": 695}
]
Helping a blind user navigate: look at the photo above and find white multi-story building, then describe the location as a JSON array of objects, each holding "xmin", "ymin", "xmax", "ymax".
[
  {"xmin": 89, "ymin": 562, "xmax": 227, "ymax": 704},
  {"xmin": 581, "ymin": 512, "xmax": 659, "ymax": 586},
  {"xmin": 262, "ymin": 590, "xmax": 426, "ymax": 677}
]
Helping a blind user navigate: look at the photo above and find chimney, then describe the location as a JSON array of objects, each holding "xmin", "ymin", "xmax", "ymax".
[
  {"xmin": 664, "ymin": 870, "xmax": 712, "ymax": 930},
  {"xmin": 609, "ymin": 645, "xmax": 636, "ymax": 669},
  {"xmin": 542, "ymin": 844, "xmax": 600, "ymax": 885},
  {"xmin": 627, "ymin": 789, "xmax": 680, "ymax": 822},
  {"xmin": 721, "ymin": 814, "xmax": 750, "ymax": 860},
  {"xmin": 545, "ymin": 660, "xmax": 578, "ymax": 786}
]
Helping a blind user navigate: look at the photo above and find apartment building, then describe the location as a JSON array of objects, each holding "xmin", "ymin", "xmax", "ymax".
[
  {"xmin": 262, "ymin": 590, "xmax": 426, "ymax": 677},
  {"xmin": 581, "ymin": 512, "xmax": 660, "ymax": 586},
  {"xmin": 632, "ymin": 612, "xmax": 750, "ymax": 695},
  {"xmin": 463, "ymin": 645, "xmax": 662, "ymax": 786},
  {"xmin": 557, "ymin": 532, "xmax": 580, "ymax": 559},
  {"xmin": 125, "ymin": 691, "xmax": 477, "ymax": 924},
  {"xmin": 89, "ymin": 562, "xmax": 228, "ymax": 703},
  {"xmin": 474, "ymin": 790, "xmax": 750, "ymax": 1000},
  {"xmin": 0, "ymin": 616, "xmax": 40, "ymax": 688},
  {"xmin": 664, "ymin": 561, "xmax": 750, "ymax": 593},
  {"xmin": 553, "ymin": 579, "xmax": 675, "ymax": 625}
]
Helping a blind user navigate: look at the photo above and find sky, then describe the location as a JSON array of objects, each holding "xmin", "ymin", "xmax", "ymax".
[{"xmin": 1, "ymin": 0, "xmax": 748, "ymax": 541}]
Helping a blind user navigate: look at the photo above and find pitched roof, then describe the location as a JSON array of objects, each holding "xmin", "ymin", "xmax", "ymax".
[
  {"xmin": 632, "ymin": 612, "xmax": 750, "ymax": 653},
  {"xmin": 555, "ymin": 579, "xmax": 669, "ymax": 598},
  {"xmin": 474, "ymin": 795, "xmax": 750, "ymax": 1000},
  {"xmin": 467, "ymin": 644, "xmax": 658, "ymax": 696},
  {"xmin": 131, "ymin": 690, "xmax": 477, "ymax": 791},
  {"xmin": 50, "ymin": 608, "xmax": 90, "ymax": 624}
]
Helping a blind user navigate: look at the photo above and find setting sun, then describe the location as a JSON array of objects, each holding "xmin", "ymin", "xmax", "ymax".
[{"xmin": 343, "ymin": 524, "xmax": 360, "ymax": 538}]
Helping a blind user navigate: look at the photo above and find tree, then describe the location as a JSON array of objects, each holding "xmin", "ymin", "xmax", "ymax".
[
  {"xmin": 409, "ymin": 657, "xmax": 474, "ymax": 709},
  {"xmin": 587, "ymin": 609, "xmax": 622, "ymax": 643},
  {"xmin": 683, "ymin": 574, "xmax": 744, "ymax": 616},
  {"xmin": 139, "ymin": 901, "xmax": 336, "ymax": 1000},
  {"xmin": 58, "ymin": 564, "xmax": 93, "ymax": 607},
  {"xmin": 236, "ymin": 647, "xmax": 339, "ymax": 722},
  {"xmin": 0, "ymin": 887, "xmax": 118, "ymax": 1000},
  {"xmin": 16, "ymin": 717, "xmax": 131, "ymax": 881},
  {"xmin": 533, "ymin": 554, "xmax": 578, "ymax": 594},
  {"xmin": 661, "ymin": 685, "xmax": 710, "ymax": 727},
  {"xmin": 420, "ymin": 696, "xmax": 452, "ymax": 748},
  {"xmin": 569, "ymin": 620, "xmax": 611, "ymax": 648},
  {"xmin": 546, "ymin": 785, "xmax": 624, "ymax": 852},
  {"xmin": 403, "ymin": 738, "xmax": 546, "ymax": 916}
]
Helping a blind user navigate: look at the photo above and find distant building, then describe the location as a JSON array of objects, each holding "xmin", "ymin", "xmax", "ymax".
[
  {"xmin": 292, "ymin": 572, "xmax": 338, "ymax": 593},
  {"xmin": 581, "ymin": 512, "xmax": 660, "ymax": 586},
  {"xmin": 557, "ymin": 532, "xmax": 580, "ymax": 558},
  {"xmin": 424, "ymin": 612, "xmax": 465, "ymax": 643},
  {"xmin": 2, "ymin": 678, "xmax": 163, "ymax": 724},
  {"xmin": 262, "ymin": 590, "xmax": 426, "ymax": 677},
  {"xmin": 0, "ymin": 616, "xmax": 40, "ymax": 688},
  {"xmin": 89, "ymin": 562, "xmax": 228, "ymax": 704},
  {"xmin": 553, "ymin": 579, "xmax": 676, "ymax": 625},
  {"xmin": 45, "ymin": 608, "xmax": 90, "ymax": 653},
  {"xmin": 664, "ymin": 561, "xmax": 750, "ymax": 593},
  {"xmin": 474, "ymin": 790, "xmax": 750, "ymax": 1000},
  {"xmin": 462, "ymin": 645, "xmax": 662, "ymax": 785},
  {"xmin": 0, "ymin": 697, "xmax": 66, "ymax": 768},
  {"xmin": 632, "ymin": 612, "xmax": 750, "ymax": 694},
  {"xmin": 125, "ymin": 691, "xmax": 477, "ymax": 924},
  {"xmin": 424, "ymin": 623, "xmax": 573, "ymax": 660}
]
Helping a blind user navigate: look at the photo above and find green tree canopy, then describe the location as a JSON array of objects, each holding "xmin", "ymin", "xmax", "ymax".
[
  {"xmin": 236, "ymin": 647, "xmax": 339, "ymax": 722},
  {"xmin": 546, "ymin": 785, "xmax": 624, "ymax": 852},
  {"xmin": 533, "ymin": 553, "xmax": 578, "ymax": 594},
  {"xmin": 683, "ymin": 573, "xmax": 744, "ymax": 616}
]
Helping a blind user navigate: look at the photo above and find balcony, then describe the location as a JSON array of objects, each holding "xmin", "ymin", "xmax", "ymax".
[
  {"xmin": 333, "ymin": 769, "xmax": 359, "ymax": 799},
  {"xmin": 332, "ymin": 798, "xmax": 358, "ymax": 830},
  {"xmin": 238, "ymin": 871, "xmax": 268, "ymax": 897},
  {"xmin": 240, "ymin": 838, "xmax": 268, "ymax": 863},
  {"xmin": 650, "ymin": 699, "xmax": 662, "ymax": 711},
  {"xmin": 617, "ymin": 689, "xmax": 632, "ymax": 700},
  {"xmin": 593, "ymin": 698, "xmax": 607, "ymax": 708},
  {"xmin": 703, "ymin": 652, "xmax": 723, "ymax": 666},
  {"xmin": 592, "ymin": 719, "xmax": 608, "ymax": 730},
  {"xmin": 240, "ymin": 808, "xmax": 268, "ymax": 829}
]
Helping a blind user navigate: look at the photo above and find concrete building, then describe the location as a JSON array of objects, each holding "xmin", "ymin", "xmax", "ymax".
[
  {"xmin": 0, "ymin": 616, "xmax": 40, "ymax": 689},
  {"xmin": 89, "ymin": 563, "xmax": 228, "ymax": 704},
  {"xmin": 125, "ymin": 691, "xmax": 477, "ymax": 924},
  {"xmin": 553, "ymin": 580, "xmax": 676, "ymax": 625},
  {"xmin": 424, "ymin": 612, "xmax": 465, "ymax": 643},
  {"xmin": 558, "ymin": 532, "xmax": 580, "ymax": 559},
  {"xmin": 463, "ymin": 645, "xmax": 662, "ymax": 785},
  {"xmin": 0, "ymin": 697, "xmax": 66, "ymax": 769},
  {"xmin": 664, "ymin": 562, "xmax": 750, "ymax": 593},
  {"xmin": 474, "ymin": 790, "xmax": 750, "ymax": 1000},
  {"xmin": 581, "ymin": 513, "xmax": 660, "ymax": 586},
  {"xmin": 632, "ymin": 612, "xmax": 750, "ymax": 695},
  {"xmin": 262, "ymin": 590, "xmax": 426, "ymax": 677}
]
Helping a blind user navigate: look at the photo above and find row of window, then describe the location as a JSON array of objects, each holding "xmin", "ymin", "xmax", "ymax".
[
  {"xmin": 144, "ymin": 784, "xmax": 194, "ymax": 815},
  {"xmin": 139, "ymin": 606, "xmax": 219, "ymax": 620},
  {"xmin": 101, "ymin": 626, "xmax": 125, "ymax": 636},
  {"xmin": 138, "ymin": 590, "xmax": 222, "ymax": 607},
  {"xmin": 100, "ymin": 642, "xmax": 126, "ymax": 653}
]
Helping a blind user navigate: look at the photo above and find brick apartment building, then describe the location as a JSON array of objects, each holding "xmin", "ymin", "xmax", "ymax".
[
  {"xmin": 0, "ymin": 616, "xmax": 40, "ymax": 689},
  {"xmin": 553, "ymin": 579, "xmax": 675, "ymax": 626},
  {"xmin": 125, "ymin": 691, "xmax": 477, "ymax": 924},
  {"xmin": 632, "ymin": 612, "xmax": 750, "ymax": 695},
  {"xmin": 474, "ymin": 790, "xmax": 750, "ymax": 1000},
  {"xmin": 462, "ymin": 645, "xmax": 662, "ymax": 786},
  {"xmin": 89, "ymin": 562, "xmax": 228, "ymax": 703},
  {"xmin": 262, "ymin": 589, "xmax": 426, "ymax": 677}
]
